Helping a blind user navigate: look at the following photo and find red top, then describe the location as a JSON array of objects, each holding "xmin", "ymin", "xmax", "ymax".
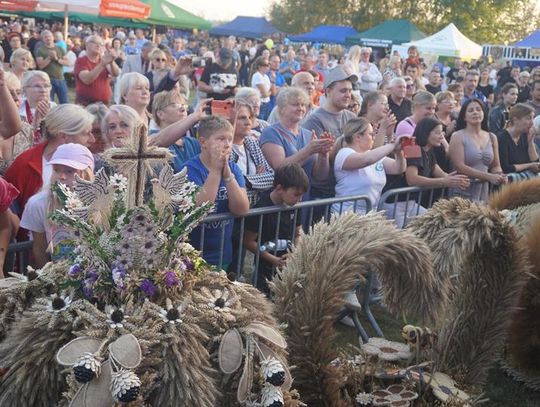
[
  {"xmin": 4, "ymin": 142, "xmax": 47, "ymax": 215},
  {"xmin": 0, "ymin": 177, "xmax": 19, "ymax": 213},
  {"xmin": 74, "ymin": 55, "xmax": 112, "ymax": 106}
]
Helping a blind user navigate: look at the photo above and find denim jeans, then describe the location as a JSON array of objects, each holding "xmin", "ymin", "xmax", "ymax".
[
  {"xmin": 50, "ymin": 78, "xmax": 69, "ymax": 104},
  {"xmin": 259, "ymin": 101, "xmax": 271, "ymax": 121}
]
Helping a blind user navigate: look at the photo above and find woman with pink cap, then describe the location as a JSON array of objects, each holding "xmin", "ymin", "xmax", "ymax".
[{"xmin": 21, "ymin": 143, "xmax": 95, "ymax": 267}]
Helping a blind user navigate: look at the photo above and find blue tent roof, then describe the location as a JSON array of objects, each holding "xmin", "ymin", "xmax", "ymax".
[
  {"xmin": 288, "ymin": 25, "xmax": 359, "ymax": 45},
  {"xmin": 210, "ymin": 16, "xmax": 280, "ymax": 39},
  {"xmin": 514, "ymin": 30, "xmax": 540, "ymax": 47}
]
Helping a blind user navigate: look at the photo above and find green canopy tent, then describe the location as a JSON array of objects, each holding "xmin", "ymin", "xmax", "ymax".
[
  {"xmin": 137, "ymin": 0, "xmax": 211, "ymax": 33},
  {"xmin": 19, "ymin": 10, "xmax": 148, "ymax": 27},
  {"xmin": 346, "ymin": 19, "xmax": 425, "ymax": 47}
]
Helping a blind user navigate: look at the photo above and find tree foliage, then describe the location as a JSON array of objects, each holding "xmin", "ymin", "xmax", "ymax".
[{"xmin": 269, "ymin": 0, "xmax": 540, "ymax": 44}]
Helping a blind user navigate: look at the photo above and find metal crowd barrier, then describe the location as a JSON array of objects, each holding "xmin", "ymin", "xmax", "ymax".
[
  {"xmin": 378, "ymin": 181, "xmax": 495, "ymax": 228},
  {"xmin": 377, "ymin": 185, "xmax": 451, "ymax": 228},
  {"xmin": 4, "ymin": 241, "xmax": 33, "ymax": 275},
  {"xmin": 198, "ymin": 194, "xmax": 372, "ymax": 281}
]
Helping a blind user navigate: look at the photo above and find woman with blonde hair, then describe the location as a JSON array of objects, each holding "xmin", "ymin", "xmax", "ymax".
[
  {"xmin": 20, "ymin": 71, "xmax": 55, "ymax": 131},
  {"xmin": 260, "ymin": 87, "xmax": 333, "ymax": 199},
  {"xmin": 235, "ymin": 87, "xmax": 269, "ymax": 135},
  {"xmin": 101, "ymin": 104, "xmax": 143, "ymax": 149},
  {"xmin": 331, "ymin": 116, "xmax": 407, "ymax": 214},
  {"xmin": 117, "ymin": 72, "xmax": 151, "ymax": 122},
  {"xmin": 144, "ymin": 48, "xmax": 192, "ymax": 101},
  {"xmin": 86, "ymin": 103, "xmax": 109, "ymax": 154},
  {"xmin": 9, "ymin": 48, "xmax": 34, "ymax": 81},
  {"xmin": 433, "ymin": 90, "xmax": 458, "ymax": 172},
  {"xmin": 0, "ymin": 72, "xmax": 34, "ymax": 172},
  {"xmin": 395, "ymin": 91, "xmax": 437, "ymax": 137},
  {"xmin": 5, "ymin": 104, "xmax": 95, "ymax": 215},
  {"xmin": 21, "ymin": 143, "xmax": 95, "ymax": 267}
]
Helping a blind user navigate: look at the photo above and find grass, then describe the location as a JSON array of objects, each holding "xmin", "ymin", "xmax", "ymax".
[{"xmin": 335, "ymin": 304, "xmax": 540, "ymax": 406}]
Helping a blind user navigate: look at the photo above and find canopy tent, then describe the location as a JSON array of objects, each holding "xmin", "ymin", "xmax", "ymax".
[
  {"xmin": 18, "ymin": 10, "xmax": 148, "ymax": 27},
  {"xmin": 514, "ymin": 30, "xmax": 540, "ymax": 48},
  {"xmin": 288, "ymin": 25, "xmax": 359, "ymax": 45},
  {"xmin": 346, "ymin": 19, "xmax": 425, "ymax": 47},
  {"xmin": 210, "ymin": 16, "xmax": 279, "ymax": 39},
  {"xmin": 136, "ymin": 0, "xmax": 211, "ymax": 30},
  {"xmin": 401, "ymin": 23, "xmax": 482, "ymax": 59},
  {"xmin": 0, "ymin": 0, "xmax": 150, "ymax": 19},
  {"xmin": 0, "ymin": 0, "xmax": 150, "ymax": 38}
]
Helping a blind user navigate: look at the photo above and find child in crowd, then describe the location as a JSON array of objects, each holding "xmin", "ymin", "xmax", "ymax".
[
  {"xmin": 184, "ymin": 116, "xmax": 249, "ymax": 268},
  {"xmin": 243, "ymin": 163, "xmax": 308, "ymax": 295},
  {"xmin": 20, "ymin": 143, "xmax": 94, "ymax": 267}
]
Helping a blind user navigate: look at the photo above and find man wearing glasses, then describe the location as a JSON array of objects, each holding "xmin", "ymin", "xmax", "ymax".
[{"xmin": 74, "ymin": 35, "xmax": 119, "ymax": 106}]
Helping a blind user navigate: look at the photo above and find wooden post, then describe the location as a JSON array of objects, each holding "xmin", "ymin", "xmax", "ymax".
[{"xmin": 63, "ymin": 4, "xmax": 68, "ymax": 41}]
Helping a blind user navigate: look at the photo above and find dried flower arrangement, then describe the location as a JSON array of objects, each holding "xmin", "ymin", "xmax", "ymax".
[{"xmin": 0, "ymin": 125, "xmax": 301, "ymax": 407}]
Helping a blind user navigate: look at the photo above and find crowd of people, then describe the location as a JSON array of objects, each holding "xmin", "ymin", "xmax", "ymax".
[{"xmin": 1, "ymin": 18, "xmax": 540, "ymax": 293}]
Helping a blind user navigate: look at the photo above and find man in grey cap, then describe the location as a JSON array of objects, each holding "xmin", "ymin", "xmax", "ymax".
[
  {"xmin": 303, "ymin": 66, "xmax": 358, "ymax": 200},
  {"xmin": 198, "ymin": 47, "xmax": 239, "ymax": 100}
]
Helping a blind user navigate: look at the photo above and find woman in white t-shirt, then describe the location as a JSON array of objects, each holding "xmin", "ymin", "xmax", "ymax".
[
  {"xmin": 331, "ymin": 117, "xmax": 407, "ymax": 214},
  {"xmin": 20, "ymin": 143, "xmax": 95, "ymax": 267},
  {"xmin": 250, "ymin": 56, "xmax": 274, "ymax": 121}
]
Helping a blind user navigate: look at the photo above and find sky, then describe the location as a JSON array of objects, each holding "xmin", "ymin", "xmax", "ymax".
[{"xmin": 169, "ymin": 0, "xmax": 272, "ymax": 21}]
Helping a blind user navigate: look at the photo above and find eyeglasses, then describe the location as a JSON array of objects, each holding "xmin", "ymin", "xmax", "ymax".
[
  {"xmin": 26, "ymin": 84, "xmax": 52, "ymax": 90},
  {"xmin": 406, "ymin": 84, "xmax": 414, "ymax": 89},
  {"xmin": 165, "ymin": 103, "xmax": 188, "ymax": 112}
]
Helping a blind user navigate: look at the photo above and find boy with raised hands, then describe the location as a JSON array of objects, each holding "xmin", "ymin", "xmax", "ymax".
[{"xmin": 183, "ymin": 116, "xmax": 249, "ymax": 268}]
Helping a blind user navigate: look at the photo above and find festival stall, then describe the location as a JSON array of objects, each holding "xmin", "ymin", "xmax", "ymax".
[
  {"xmin": 137, "ymin": 0, "xmax": 210, "ymax": 31},
  {"xmin": 398, "ymin": 22, "xmax": 482, "ymax": 60},
  {"xmin": 346, "ymin": 19, "xmax": 425, "ymax": 48},
  {"xmin": 210, "ymin": 16, "xmax": 280, "ymax": 39},
  {"xmin": 288, "ymin": 25, "xmax": 359, "ymax": 45},
  {"xmin": 0, "ymin": 0, "xmax": 150, "ymax": 38}
]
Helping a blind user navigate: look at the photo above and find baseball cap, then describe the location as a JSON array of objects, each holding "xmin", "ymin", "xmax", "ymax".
[
  {"xmin": 219, "ymin": 47, "xmax": 233, "ymax": 63},
  {"xmin": 50, "ymin": 143, "xmax": 95, "ymax": 171},
  {"xmin": 324, "ymin": 66, "xmax": 358, "ymax": 89}
]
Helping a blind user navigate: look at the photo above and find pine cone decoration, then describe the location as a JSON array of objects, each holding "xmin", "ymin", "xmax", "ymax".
[
  {"xmin": 260, "ymin": 357, "xmax": 286, "ymax": 387},
  {"xmin": 73, "ymin": 353, "xmax": 102, "ymax": 383},
  {"xmin": 261, "ymin": 383, "xmax": 284, "ymax": 407},
  {"xmin": 110, "ymin": 369, "xmax": 141, "ymax": 403}
]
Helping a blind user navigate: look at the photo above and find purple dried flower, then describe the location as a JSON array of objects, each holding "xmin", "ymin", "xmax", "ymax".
[
  {"xmin": 68, "ymin": 264, "xmax": 81, "ymax": 277},
  {"xmin": 82, "ymin": 280, "xmax": 94, "ymax": 298},
  {"xmin": 87, "ymin": 268, "xmax": 98, "ymax": 282},
  {"xmin": 140, "ymin": 279, "xmax": 157, "ymax": 297},
  {"xmin": 163, "ymin": 271, "xmax": 180, "ymax": 287},
  {"xmin": 183, "ymin": 257, "xmax": 194, "ymax": 271}
]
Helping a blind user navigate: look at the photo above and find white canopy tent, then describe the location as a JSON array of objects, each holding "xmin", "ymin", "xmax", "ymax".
[{"xmin": 401, "ymin": 23, "xmax": 482, "ymax": 59}]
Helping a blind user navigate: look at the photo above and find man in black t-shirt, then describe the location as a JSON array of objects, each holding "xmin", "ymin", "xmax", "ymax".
[
  {"xmin": 425, "ymin": 69, "xmax": 442, "ymax": 95},
  {"xmin": 388, "ymin": 77, "xmax": 412, "ymax": 124},
  {"xmin": 243, "ymin": 164, "xmax": 308, "ymax": 295},
  {"xmin": 198, "ymin": 48, "xmax": 239, "ymax": 100}
]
